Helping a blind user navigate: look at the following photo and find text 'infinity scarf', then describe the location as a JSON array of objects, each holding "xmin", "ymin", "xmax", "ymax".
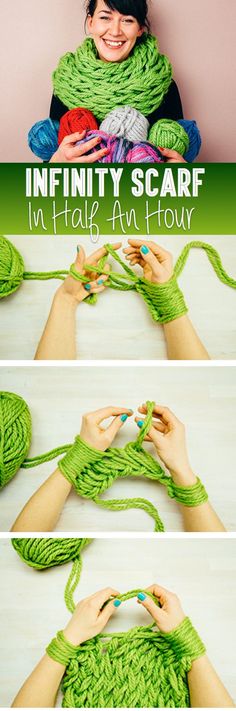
[{"xmin": 53, "ymin": 34, "xmax": 172, "ymax": 120}]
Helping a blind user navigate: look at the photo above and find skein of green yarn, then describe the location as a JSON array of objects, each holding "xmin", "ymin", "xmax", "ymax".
[
  {"xmin": 12, "ymin": 537, "xmax": 91, "ymax": 612},
  {"xmin": 0, "ymin": 236, "xmax": 25, "ymax": 298},
  {"xmin": 0, "ymin": 392, "xmax": 32, "ymax": 489},
  {"xmin": 149, "ymin": 119, "xmax": 189, "ymax": 156}
]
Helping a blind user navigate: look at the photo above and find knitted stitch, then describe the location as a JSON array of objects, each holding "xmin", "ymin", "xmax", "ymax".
[
  {"xmin": 2, "ymin": 395, "xmax": 208, "ymax": 530},
  {"xmin": 100, "ymin": 106, "xmax": 150, "ymax": 142},
  {"xmin": 58, "ymin": 107, "xmax": 99, "ymax": 145},
  {"xmin": 28, "ymin": 119, "xmax": 59, "ymax": 161},
  {"xmin": 53, "ymin": 34, "xmax": 172, "ymax": 120},
  {"xmin": 46, "ymin": 614, "xmax": 205, "ymax": 708},
  {"xmin": 149, "ymin": 119, "xmax": 189, "ymax": 157}
]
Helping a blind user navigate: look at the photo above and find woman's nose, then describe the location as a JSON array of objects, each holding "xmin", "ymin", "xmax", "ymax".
[{"xmin": 109, "ymin": 18, "xmax": 123, "ymax": 36}]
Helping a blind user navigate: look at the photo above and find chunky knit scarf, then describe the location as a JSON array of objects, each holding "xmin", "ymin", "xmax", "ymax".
[
  {"xmin": 53, "ymin": 34, "xmax": 172, "ymax": 120},
  {"xmin": 12, "ymin": 537, "xmax": 206, "ymax": 708}
]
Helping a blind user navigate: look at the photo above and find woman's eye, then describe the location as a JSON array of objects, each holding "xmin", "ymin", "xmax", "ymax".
[
  {"xmin": 100, "ymin": 16, "xmax": 110, "ymax": 20},
  {"xmin": 123, "ymin": 18, "xmax": 134, "ymax": 23}
]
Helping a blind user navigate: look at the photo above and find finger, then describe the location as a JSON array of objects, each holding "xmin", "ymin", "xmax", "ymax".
[
  {"xmin": 138, "ymin": 404, "xmax": 178, "ymax": 428},
  {"xmin": 75, "ymin": 135, "xmax": 102, "ymax": 155},
  {"xmin": 87, "ymin": 243, "xmax": 121, "ymax": 266},
  {"xmin": 87, "ymin": 406, "xmax": 133, "ymax": 424},
  {"xmin": 82, "ymin": 147, "xmax": 110, "ymax": 163},
  {"xmin": 138, "ymin": 244, "xmax": 168, "ymax": 279},
  {"xmin": 73, "ymin": 245, "xmax": 86, "ymax": 274},
  {"xmin": 135, "ymin": 417, "xmax": 166, "ymax": 434},
  {"xmin": 62, "ymin": 130, "xmax": 86, "ymax": 145},
  {"xmin": 83, "ymin": 273, "xmax": 109, "ymax": 292},
  {"xmin": 106, "ymin": 412, "xmax": 132, "ymax": 439},
  {"xmin": 157, "ymin": 147, "xmax": 183, "ymax": 160},
  {"xmin": 89, "ymin": 586, "xmax": 120, "ymax": 606},
  {"xmin": 99, "ymin": 598, "xmax": 122, "ymax": 625},
  {"xmin": 146, "ymin": 583, "xmax": 175, "ymax": 602},
  {"xmin": 128, "ymin": 240, "xmax": 171, "ymax": 263},
  {"xmin": 136, "ymin": 592, "xmax": 164, "ymax": 626}
]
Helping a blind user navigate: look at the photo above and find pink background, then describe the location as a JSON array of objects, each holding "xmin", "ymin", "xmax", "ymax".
[{"xmin": 1, "ymin": 0, "xmax": 236, "ymax": 161}]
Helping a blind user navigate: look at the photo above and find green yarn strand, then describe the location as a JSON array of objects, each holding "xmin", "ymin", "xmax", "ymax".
[
  {"xmin": 53, "ymin": 35, "xmax": 172, "ymax": 120},
  {"xmin": 174, "ymin": 240, "xmax": 236, "ymax": 288}
]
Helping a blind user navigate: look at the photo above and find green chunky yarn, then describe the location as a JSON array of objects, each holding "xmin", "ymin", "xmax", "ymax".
[
  {"xmin": 149, "ymin": 119, "xmax": 189, "ymax": 156},
  {"xmin": 47, "ymin": 610, "xmax": 205, "ymax": 708},
  {"xmin": 12, "ymin": 537, "xmax": 91, "ymax": 613},
  {"xmin": 0, "ymin": 392, "xmax": 32, "ymax": 488},
  {"xmin": 2, "ymin": 395, "xmax": 208, "ymax": 530},
  {"xmin": 1, "ymin": 237, "xmax": 236, "ymax": 326},
  {"xmin": 53, "ymin": 35, "xmax": 172, "ymax": 120},
  {"xmin": 12, "ymin": 538, "xmax": 206, "ymax": 708}
]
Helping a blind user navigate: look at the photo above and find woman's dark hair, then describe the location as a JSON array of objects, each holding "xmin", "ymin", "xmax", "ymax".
[{"xmin": 85, "ymin": 0, "xmax": 150, "ymax": 30}]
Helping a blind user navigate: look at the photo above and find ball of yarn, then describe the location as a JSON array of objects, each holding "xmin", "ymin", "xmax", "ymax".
[
  {"xmin": 28, "ymin": 119, "xmax": 59, "ymax": 161},
  {"xmin": 0, "ymin": 236, "xmax": 25, "ymax": 299},
  {"xmin": 0, "ymin": 392, "xmax": 32, "ymax": 489},
  {"xmin": 58, "ymin": 107, "xmax": 99, "ymax": 145},
  {"xmin": 149, "ymin": 119, "xmax": 189, "ymax": 157},
  {"xmin": 76, "ymin": 130, "xmax": 163, "ymax": 163},
  {"xmin": 178, "ymin": 120, "xmax": 202, "ymax": 162},
  {"xmin": 127, "ymin": 142, "xmax": 162, "ymax": 163},
  {"xmin": 100, "ymin": 106, "xmax": 149, "ymax": 143},
  {"xmin": 12, "ymin": 537, "xmax": 89, "ymax": 569}
]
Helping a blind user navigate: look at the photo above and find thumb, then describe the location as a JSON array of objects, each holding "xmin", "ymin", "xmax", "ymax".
[
  {"xmin": 99, "ymin": 598, "xmax": 121, "ymax": 626},
  {"xmin": 107, "ymin": 412, "xmax": 132, "ymax": 441},
  {"xmin": 139, "ymin": 244, "xmax": 163, "ymax": 280},
  {"xmin": 73, "ymin": 245, "xmax": 85, "ymax": 274},
  {"xmin": 137, "ymin": 593, "xmax": 165, "ymax": 627}
]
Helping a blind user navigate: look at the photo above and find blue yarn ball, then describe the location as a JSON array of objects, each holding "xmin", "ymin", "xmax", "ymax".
[
  {"xmin": 178, "ymin": 120, "xmax": 202, "ymax": 162},
  {"xmin": 28, "ymin": 119, "xmax": 59, "ymax": 161}
]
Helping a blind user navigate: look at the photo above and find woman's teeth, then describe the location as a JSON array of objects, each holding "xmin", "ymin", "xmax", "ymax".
[{"xmin": 103, "ymin": 40, "xmax": 125, "ymax": 47}]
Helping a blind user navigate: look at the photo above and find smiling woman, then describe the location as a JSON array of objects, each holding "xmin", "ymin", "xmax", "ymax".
[{"xmin": 49, "ymin": 0, "xmax": 184, "ymax": 164}]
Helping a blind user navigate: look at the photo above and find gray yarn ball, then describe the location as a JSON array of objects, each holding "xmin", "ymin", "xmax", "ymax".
[{"xmin": 100, "ymin": 105, "xmax": 149, "ymax": 142}]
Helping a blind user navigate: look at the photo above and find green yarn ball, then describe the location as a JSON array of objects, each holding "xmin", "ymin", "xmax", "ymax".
[
  {"xmin": 149, "ymin": 119, "xmax": 189, "ymax": 156},
  {"xmin": 0, "ymin": 392, "xmax": 32, "ymax": 489},
  {"xmin": 12, "ymin": 537, "xmax": 90, "ymax": 569},
  {"xmin": 0, "ymin": 236, "xmax": 25, "ymax": 298}
]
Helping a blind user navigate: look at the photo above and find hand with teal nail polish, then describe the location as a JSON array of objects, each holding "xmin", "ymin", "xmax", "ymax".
[
  {"xmin": 137, "ymin": 592, "xmax": 146, "ymax": 601},
  {"xmin": 79, "ymin": 406, "xmax": 133, "ymax": 451},
  {"xmin": 123, "ymin": 239, "xmax": 173, "ymax": 285},
  {"xmin": 63, "ymin": 587, "xmax": 121, "ymax": 646},
  {"xmin": 136, "ymin": 584, "xmax": 185, "ymax": 634}
]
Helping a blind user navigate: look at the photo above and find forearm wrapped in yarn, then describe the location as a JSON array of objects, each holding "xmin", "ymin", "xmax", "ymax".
[
  {"xmin": 46, "ymin": 594, "xmax": 206, "ymax": 708},
  {"xmin": 12, "ymin": 537, "xmax": 91, "ymax": 613},
  {"xmin": 1, "ymin": 393, "xmax": 208, "ymax": 530}
]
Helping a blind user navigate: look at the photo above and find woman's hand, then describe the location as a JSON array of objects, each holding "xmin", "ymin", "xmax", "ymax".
[
  {"xmin": 123, "ymin": 239, "xmax": 173, "ymax": 284},
  {"xmin": 57, "ymin": 242, "xmax": 121, "ymax": 305},
  {"xmin": 80, "ymin": 405, "xmax": 133, "ymax": 451},
  {"xmin": 63, "ymin": 588, "xmax": 121, "ymax": 646},
  {"xmin": 136, "ymin": 403, "xmax": 197, "ymax": 486},
  {"xmin": 137, "ymin": 584, "xmax": 185, "ymax": 633},
  {"xmin": 158, "ymin": 147, "xmax": 187, "ymax": 163},
  {"xmin": 50, "ymin": 131, "xmax": 109, "ymax": 163}
]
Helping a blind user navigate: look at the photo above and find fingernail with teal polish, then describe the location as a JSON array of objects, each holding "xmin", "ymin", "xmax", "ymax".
[
  {"xmin": 121, "ymin": 414, "xmax": 128, "ymax": 422},
  {"xmin": 137, "ymin": 420, "xmax": 144, "ymax": 428},
  {"xmin": 77, "ymin": 245, "xmax": 80, "ymax": 253},
  {"xmin": 84, "ymin": 283, "xmax": 91, "ymax": 291},
  {"xmin": 137, "ymin": 593, "xmax": 146, "ymax": 601},
  {"xmin": 97, "ymin": 279, "xmax": 104, "ymax": 285},
  {"xmin": 113, "ymin": 599, "xmax": 122, "ymax": 607},
  {"xmin": 141, "ymin": 246, "xmax": 149, "ymax": 255}
]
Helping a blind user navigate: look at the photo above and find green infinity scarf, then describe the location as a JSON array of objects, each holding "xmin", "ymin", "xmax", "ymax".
[{"xmin": 53, "ymin": 34, "xmax": 172, "ymax": 120}]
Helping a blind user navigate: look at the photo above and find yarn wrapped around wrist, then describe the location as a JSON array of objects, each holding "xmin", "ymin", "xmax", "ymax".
[
  {"xmin": 162, "ymin": 616, "xmax": 206, "ymax": 662},
  {"xmin": 58, "ymin": 436, "xmax": 106, "ymax": 487},
  {"xmin": 170, "ymin": 477, "xmax": 208, "ymax": 506}
]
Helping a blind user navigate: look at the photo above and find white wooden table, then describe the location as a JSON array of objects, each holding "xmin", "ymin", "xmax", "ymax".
[
  {"xmin": 1, "ymin": 365, "xmax": 236, "ymax": 532},
  {"xmin": 1, "ymin": 235, "xmax": 235, "ymax": 360},
  {"xmin": 1, "ymin": 537, "xmax": 235, "ymax": 707}
]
